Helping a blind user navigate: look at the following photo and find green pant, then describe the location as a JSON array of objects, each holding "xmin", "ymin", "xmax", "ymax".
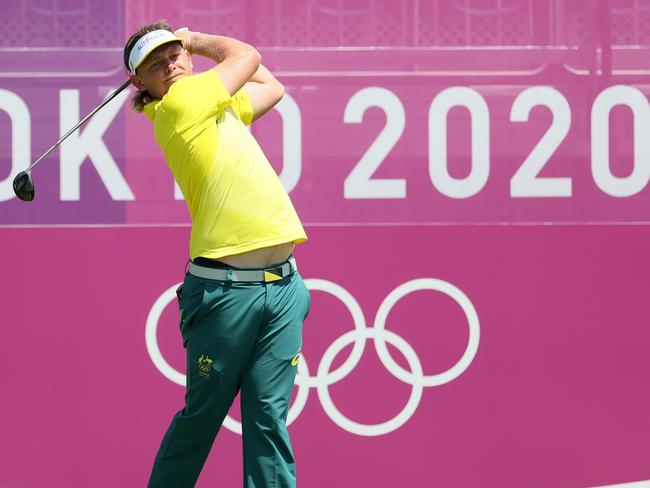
[{"xmin": 147, "ymin": 264, "xmax": 311, "ymax": 488}]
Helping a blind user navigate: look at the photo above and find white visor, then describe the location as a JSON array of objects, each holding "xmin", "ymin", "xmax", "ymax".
[{"xmin": 128, "ymin": 29, "xmax": 184, "ymax": 74}]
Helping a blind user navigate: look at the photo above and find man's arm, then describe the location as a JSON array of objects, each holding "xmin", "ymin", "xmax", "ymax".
[
  {"xmin": 177, "ymin": 30, "xmax": 261, "ymax": 96},
  {"xmin": 244, "ymin": 64, "xmax": 285, "ymax": 122}
]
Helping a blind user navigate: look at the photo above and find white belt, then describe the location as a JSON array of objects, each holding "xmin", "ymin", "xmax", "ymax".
[{"xmin": 188, "ymin": 257, "xmax": 297, "ymax": 283}]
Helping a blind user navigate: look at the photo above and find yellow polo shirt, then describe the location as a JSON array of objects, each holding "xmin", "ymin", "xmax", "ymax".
[{"xmin": 143, "ymin": 69, "xmax": 307, "ymax": 260}]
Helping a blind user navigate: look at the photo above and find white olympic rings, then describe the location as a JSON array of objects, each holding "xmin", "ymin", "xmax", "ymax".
[{"xmin": 145, "ymin": 277, "xmax": 480, "ymax": 437}]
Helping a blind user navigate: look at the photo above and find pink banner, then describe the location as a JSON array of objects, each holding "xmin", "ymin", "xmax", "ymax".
[
  {"xmin": 3, "ymin": 1, "xmax": 650, "ymax": 225},
  {"xmin": 1, "ymin": 225, "xmax": 649, "ymax": 487}
]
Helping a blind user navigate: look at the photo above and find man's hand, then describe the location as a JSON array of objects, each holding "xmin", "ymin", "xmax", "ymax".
[{"xmin": 174, "ymin": 27, "xmax": 192, "ymax": 54}]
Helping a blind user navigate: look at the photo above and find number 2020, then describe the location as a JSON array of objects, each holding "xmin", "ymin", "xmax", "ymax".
[{"xmin": 342, "ymin": 85, "xmax": 650, "ymax": 200}]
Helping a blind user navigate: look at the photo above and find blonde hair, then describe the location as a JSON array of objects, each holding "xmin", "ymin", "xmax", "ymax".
[{"xmin": 123, "ymin": 20, "xmax": 176, "ymax": 112}]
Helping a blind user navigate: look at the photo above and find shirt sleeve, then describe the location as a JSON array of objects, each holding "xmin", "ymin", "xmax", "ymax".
[
  {"xmin": 158, "ymin": 70, "xmax": 232, "ymax": 139},
  {"xmin": 230, "ymin": 87, "xmax": 254, "ymax": 126}
]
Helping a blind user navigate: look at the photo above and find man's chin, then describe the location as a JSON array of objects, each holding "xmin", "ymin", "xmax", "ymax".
[{"xmin": 163, "ymin": 75, "xmax": 182, "ymax": 90}]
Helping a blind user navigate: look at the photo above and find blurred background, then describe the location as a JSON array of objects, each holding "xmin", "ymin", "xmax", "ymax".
[{"xmin": 1, "ymin": 1, "xmax": 649, "ymax": 487}]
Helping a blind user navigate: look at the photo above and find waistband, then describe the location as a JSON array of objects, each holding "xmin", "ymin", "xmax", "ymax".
[{"xmin": 188, "ymin": 256, "xmax": 297, "ymax": 283}]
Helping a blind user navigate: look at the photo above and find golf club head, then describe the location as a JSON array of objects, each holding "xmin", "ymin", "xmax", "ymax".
[{"xmin": 13, "ymin": 171, "xmax": 35, "ymax": 201}]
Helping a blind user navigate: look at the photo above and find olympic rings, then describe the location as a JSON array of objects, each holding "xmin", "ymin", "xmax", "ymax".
[{"xmin": 145, "ymin": 277, "xmax": 480, "ymax": 437}]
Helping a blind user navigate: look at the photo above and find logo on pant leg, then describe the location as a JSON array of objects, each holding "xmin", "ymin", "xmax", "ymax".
[
  {"xmin": 291, "ymin": 351, "xmax": 301, "ymax": 366},
  {"xmin": 197, "ymin": 355, "xmax": 214, "ymax": 378}
]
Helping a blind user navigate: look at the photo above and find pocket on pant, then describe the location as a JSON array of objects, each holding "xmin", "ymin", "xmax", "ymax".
[
  {"xmin": 269, "ymin": 277, "xmax": 306, "ymax": 361},
  {"xmin": 269, "ymin": 320, "xmax": 303, "ymax": 362},
  {"xmin": 178, "ymin": 277, "xmax": 207, "ymax": 334},
  {"xmin": 299, "ymin": 274, "xmax": 311, "ymax": 320},
  {"xmin": 292, "ymin": 272, "xmax": 311, "ymax": 321}
]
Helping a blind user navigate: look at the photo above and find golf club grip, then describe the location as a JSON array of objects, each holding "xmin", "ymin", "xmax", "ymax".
[{"xmin": 25, "ymin": 79, "xmax": 131, "ymax": 173}]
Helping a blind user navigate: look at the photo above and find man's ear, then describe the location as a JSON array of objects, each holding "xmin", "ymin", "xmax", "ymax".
[{"xmin": 130, "ymin": 73, "xmax": 145, "ymax": 90}]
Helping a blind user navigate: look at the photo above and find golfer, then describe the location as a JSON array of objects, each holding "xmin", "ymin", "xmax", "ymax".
[{"xmin": 124, "ymin": 20, "xmax": 310, "ymax": 488}]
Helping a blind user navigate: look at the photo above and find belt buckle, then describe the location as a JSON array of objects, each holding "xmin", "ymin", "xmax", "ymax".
[{"xmin": 263, "ymin": 266, "xmax": 284, "ymax": 283}]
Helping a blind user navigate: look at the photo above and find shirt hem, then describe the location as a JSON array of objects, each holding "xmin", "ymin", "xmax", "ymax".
[{"xmin": 191, "ymin": 233, "xmax": 308, "ymax": 261}]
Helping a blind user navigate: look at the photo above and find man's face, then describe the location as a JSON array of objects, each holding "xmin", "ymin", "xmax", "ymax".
[{"xmin": 131, "ymin": 42, "xmax": 193, "ymax": 99}]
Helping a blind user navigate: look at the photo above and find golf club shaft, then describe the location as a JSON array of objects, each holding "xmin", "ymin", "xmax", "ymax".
[{"xmin": 23, "ymin": 79, "xmax": 131, "ymax": 174}]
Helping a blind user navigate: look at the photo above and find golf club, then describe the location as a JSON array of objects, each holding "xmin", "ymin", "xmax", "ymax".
[{"xmin": 12, "ymin": 79, "xmax": 132, "ymax": 201}]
